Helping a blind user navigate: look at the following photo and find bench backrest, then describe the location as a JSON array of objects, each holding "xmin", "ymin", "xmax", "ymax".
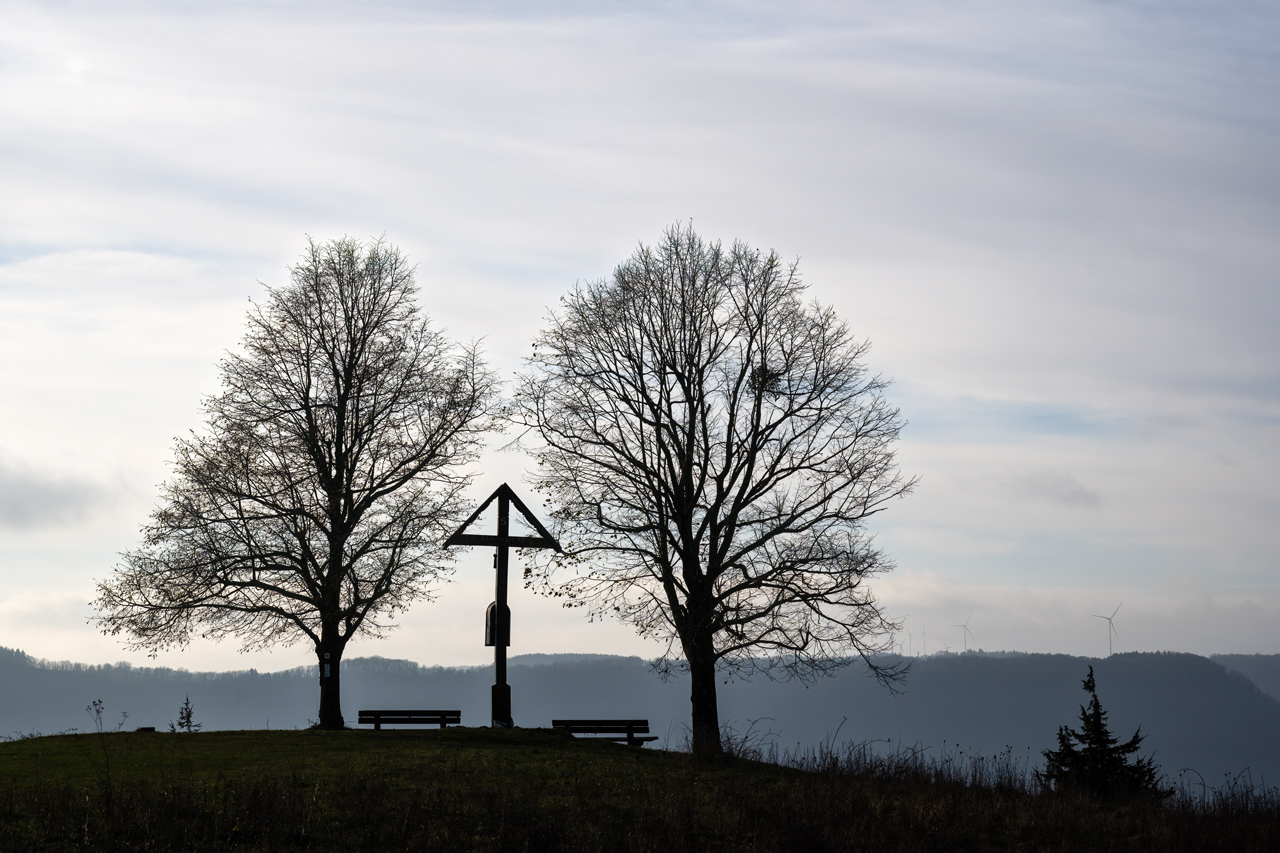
[{"xmin": 358, "ymin": 710, "xmax": 461, "ymax": 725}]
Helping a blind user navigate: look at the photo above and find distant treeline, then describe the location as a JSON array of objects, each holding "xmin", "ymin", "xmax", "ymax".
[{"xmin": 3, "ymin": 646, "xmax": 1279, "ymax": 783}]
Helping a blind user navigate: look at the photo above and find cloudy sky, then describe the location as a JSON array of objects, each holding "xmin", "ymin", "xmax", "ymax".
[{"xmin": 1, "ymin": 0, "xmax": 1277, "ymax": 673}]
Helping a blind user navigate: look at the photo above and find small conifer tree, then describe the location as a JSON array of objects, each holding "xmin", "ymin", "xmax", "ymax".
[
  {"xmin": 1037, "ymin": 666, "xmax": 1170, "ymax": 799},
  {"xmin": 169, "ymin": 694, "xmax": 202, "ymax": 733}
]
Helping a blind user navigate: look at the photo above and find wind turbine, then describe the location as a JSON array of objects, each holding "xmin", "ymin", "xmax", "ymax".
[
  {"xmin": 893, "ymin": 616, "xmax": 910, "ymax": 657},
  {"xmin": 921, "ymin": 629, "xmax": 950, "ymax": 655},
  {"xmin": 950, "ymin": 610, "xmax": 976, "ymax": 652},
  {"xmin": 1092, "ymin": 603, "xmax": 1122, "ymax": 656}
]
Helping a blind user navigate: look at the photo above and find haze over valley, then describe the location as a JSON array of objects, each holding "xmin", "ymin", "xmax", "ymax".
[{"xmin": 6, "ymin": 647, "xmax": 1279, "ymax": 786}]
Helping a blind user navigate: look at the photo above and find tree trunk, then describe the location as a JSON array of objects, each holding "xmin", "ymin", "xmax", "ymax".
[
  {"xmin": 316, "ymin": 632, "xmax": 345, "ymax": 729},
  {"xmin": 687, "ymin": 635, "xmax": 723, "ymax": 762}
]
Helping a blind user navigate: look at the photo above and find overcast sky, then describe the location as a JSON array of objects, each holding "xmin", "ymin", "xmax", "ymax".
[{"xmin": 1, "ymin": 0, "xmax": 1277, "ymax": 672}]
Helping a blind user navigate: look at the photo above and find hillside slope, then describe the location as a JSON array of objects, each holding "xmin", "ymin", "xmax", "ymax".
[
  {"xmin": 1213, "ymin": 654, "xmax": 1280, "ymax": 704},
  {"xmin": 4, "ymin": 728, "xmax": 1275, "ymax": 852}
]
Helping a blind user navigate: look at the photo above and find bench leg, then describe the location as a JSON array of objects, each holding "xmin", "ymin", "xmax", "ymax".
[{"xmin": 374, "ymin": 721, "xmax": 381, "ymax": 731}]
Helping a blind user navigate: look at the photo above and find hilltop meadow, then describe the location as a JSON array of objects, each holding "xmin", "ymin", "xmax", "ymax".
[
  {"xmin": 3, "ymin": 649, "xmax": 1280, "ymax": 849},
  {"xmin": 1, "ymin": 726, "xmax": 1279, "ymax": 852}
]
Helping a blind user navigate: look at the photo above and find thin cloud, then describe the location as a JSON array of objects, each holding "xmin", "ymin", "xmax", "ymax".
[
  {"xmin": 0, "ymin": 456, "xmax": 109, "ymax": 530},
  {"xmin": 1006, "ymin": 469, "xmax": 1100, "ymax": 509}
]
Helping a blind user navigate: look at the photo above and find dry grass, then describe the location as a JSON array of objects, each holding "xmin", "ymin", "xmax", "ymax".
[{"xmin": 0, "ymin": 727, "xmax": 1275, "ymax": 851}]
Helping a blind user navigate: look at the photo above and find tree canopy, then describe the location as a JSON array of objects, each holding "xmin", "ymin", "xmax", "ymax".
[
  {"xmin": 94, "ymin": 237, "xmax": 497, "ymax": 728},
  {"xmin": 515, "ymin": 223, "xmax": 914, "ymax": 759}
]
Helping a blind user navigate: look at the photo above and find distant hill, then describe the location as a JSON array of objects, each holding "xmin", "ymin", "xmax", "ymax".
[
  {"xmin": 1213, "ymin": 654, "xmax": 1280, "ymax": 703},
  {"xmin": 3, "ymin": 646, "xmax": 1279, "ymax": 783},
  {"xmin": 718, "ymin": 652, "xmax": 1280, "ymax": 785}
]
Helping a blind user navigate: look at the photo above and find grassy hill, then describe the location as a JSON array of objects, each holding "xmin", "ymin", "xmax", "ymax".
[{"xmin": 1, "ymin": 728, "xmax": 1277, "ymax": 851}]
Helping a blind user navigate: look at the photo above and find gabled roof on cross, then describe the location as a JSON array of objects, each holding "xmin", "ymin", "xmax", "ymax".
[{"xmin": 442, "ymin": 483, "xmax": 562, "ymax": 551}]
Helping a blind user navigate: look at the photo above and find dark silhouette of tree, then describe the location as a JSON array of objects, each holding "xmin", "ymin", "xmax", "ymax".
[
  {"xmin": 95, "ymin": 237, "xmax": 497, "ymax": 729},
  {"xmin": 169, "ymin": 694, "xmax": 202, "ymax": 733},
  {"xmin": 1038, "ymin": 666, "xmax": 1171, "ymax": 800},
  {"xmin": 515, "ymin": 223, "xmax": 914, "ymax": 761}
]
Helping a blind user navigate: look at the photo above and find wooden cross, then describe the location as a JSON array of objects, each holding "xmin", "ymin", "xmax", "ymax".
[{"xmin": 444, "ymin": 483, "xmax": 560, "ymax": 728}]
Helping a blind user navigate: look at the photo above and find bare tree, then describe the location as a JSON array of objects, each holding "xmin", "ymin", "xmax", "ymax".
[
  {"xmin": 95, "ymin": 237, "xmax": 496, "ymax": 728},
  {"xmin": 515, "ymin": 224, "xmax": 914, "ymax": 760}
]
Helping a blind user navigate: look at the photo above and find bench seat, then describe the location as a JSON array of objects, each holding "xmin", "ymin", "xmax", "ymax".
[{"xmin": 552, "ymin": 719, "xmax": 658, "ymax": 746}]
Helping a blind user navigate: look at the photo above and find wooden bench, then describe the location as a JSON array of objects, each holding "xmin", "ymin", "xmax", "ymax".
[
  {"xmin": 358, "ymin": 710, "xmax": 460, "ymax": 730},
  {"xmin": 551, "ymin": 719, "xmax": 658, "ymax": 747}
]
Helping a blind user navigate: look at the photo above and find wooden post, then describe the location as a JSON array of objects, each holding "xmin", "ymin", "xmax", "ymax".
[{"xmin": 492, "ymin": 490, "xmax": 512, "ymax": 727}]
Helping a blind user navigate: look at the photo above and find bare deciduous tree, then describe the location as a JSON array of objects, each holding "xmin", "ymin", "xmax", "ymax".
[
  {"xmin": 515, "ymin": 224, "xmax": 914, "ymax": 760},
  {"xmin": 95, "ymin": 237, "xmax": 496, "ymax": 728}
]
